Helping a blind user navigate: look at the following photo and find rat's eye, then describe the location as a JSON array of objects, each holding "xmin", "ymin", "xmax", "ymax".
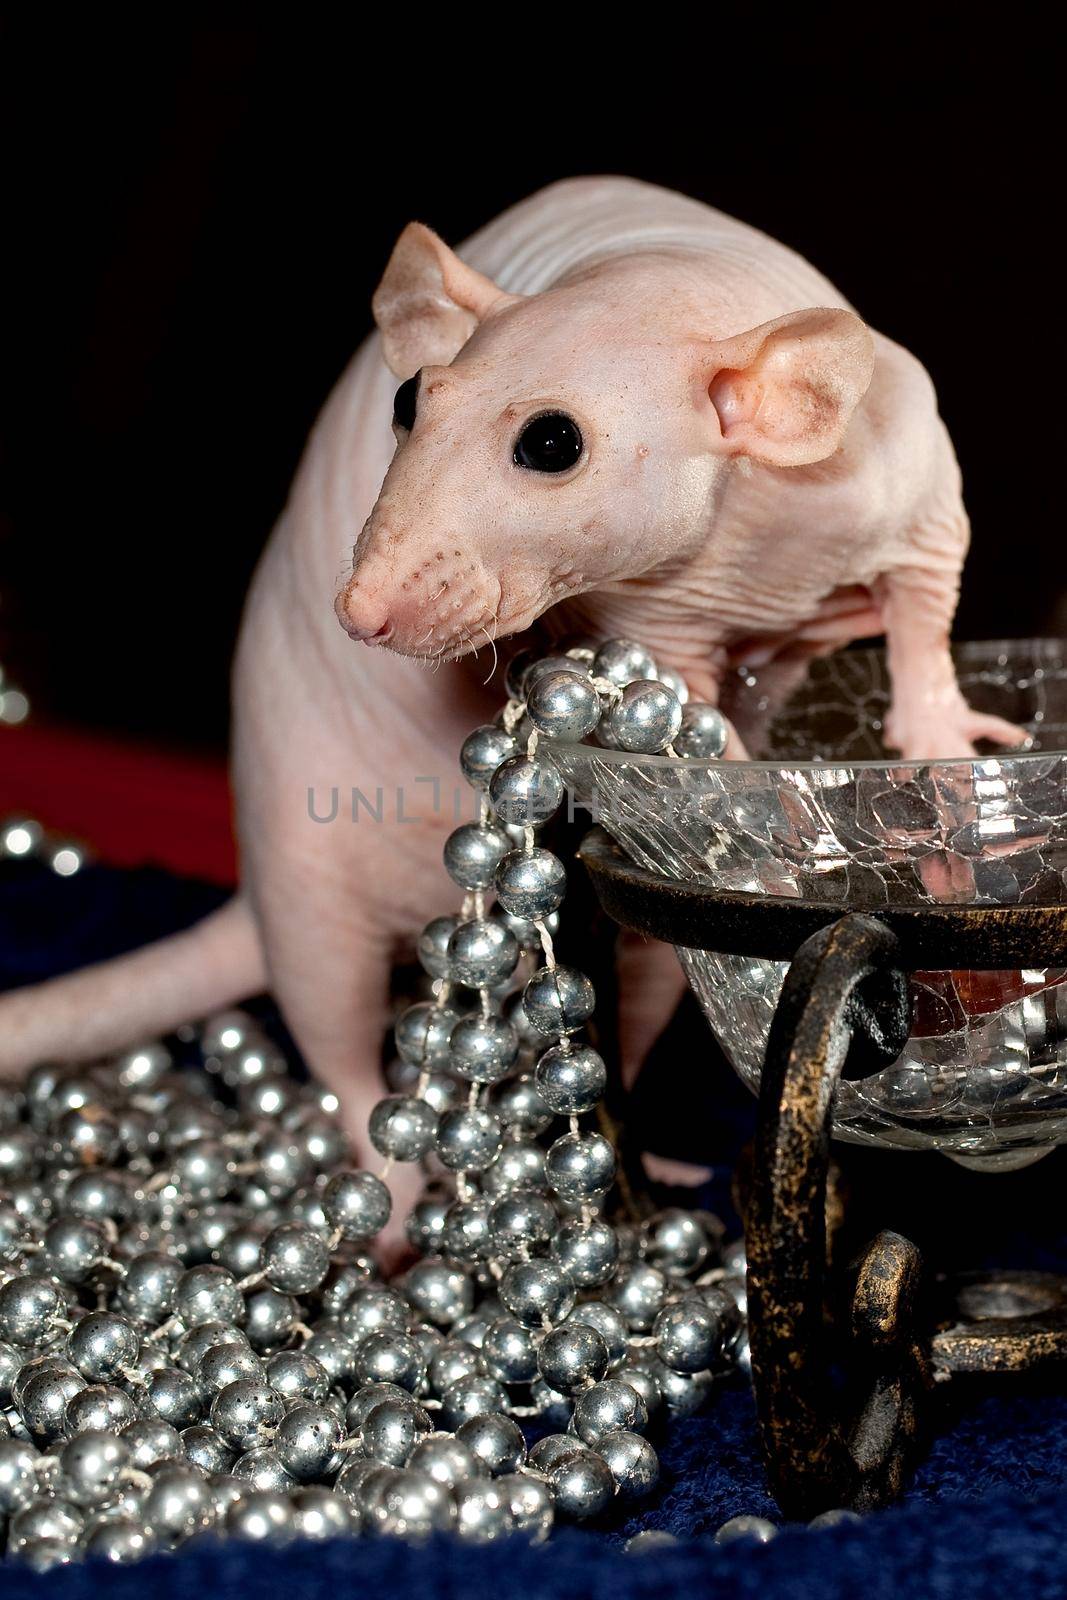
[
  {"xmin": 392, "ymin": 374, "xmax": 420, "ymax": 432},
  {"xmin": 513, "ymin": 412, "xmax": 583, "ymax": 473}
]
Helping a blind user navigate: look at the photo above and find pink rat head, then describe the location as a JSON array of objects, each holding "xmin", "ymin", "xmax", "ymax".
[{"xmin": 335, "ymin": 222, "xmax": 875, "ymax": 660}]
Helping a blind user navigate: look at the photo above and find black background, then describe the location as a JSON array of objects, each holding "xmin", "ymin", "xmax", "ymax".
[{"xmin": 1, "ymin": 17, "xmax": 1055, "ymax": 753}]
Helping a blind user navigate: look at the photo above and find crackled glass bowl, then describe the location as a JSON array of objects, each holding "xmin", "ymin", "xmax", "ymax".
[{"xmin": 552, "ymin": 640, "xmax": 1067, "ymax": 1171}]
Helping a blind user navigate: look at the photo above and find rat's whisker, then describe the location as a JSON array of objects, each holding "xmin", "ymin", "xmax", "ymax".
[{"xmin": 480, "ymin": 625, "xmax": 498, "ymax": 685}]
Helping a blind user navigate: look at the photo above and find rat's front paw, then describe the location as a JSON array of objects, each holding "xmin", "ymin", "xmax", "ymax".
[{"xmin": 886, "ymin": 701, "xmax": 1032, "ymax": 762}]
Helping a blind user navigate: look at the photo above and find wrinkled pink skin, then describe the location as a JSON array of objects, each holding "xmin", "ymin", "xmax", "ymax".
[{"xmin": 0, "ymin": 179, "xmax": 1023, "ymax": 1234}]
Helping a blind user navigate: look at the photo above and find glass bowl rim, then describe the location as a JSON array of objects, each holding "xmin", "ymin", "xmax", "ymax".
[{"xmin": 549, "ymin": 637, "xmax": 1067, "ymax": 776}]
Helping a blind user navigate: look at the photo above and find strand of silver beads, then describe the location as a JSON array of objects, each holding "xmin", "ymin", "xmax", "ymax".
[{"xmin": 0, "ymin": 637, "xmax": 754, "ymax": 1572}]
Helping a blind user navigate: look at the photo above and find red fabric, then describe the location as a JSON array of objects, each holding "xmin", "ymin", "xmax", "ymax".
[{"xmin": 0, "ymin": 722, "xmax": 237, "ymax": 885}]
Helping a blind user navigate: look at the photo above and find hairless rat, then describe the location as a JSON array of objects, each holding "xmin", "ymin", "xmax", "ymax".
[{"xmin": 0, "ymin": 178, "xmax": 1023, "ymax": 1206}]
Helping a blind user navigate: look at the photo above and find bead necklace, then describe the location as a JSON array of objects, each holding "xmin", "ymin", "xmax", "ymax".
[{"xmin": 0, "ymin": 636, "xmax": 765, "ymax": 1571}]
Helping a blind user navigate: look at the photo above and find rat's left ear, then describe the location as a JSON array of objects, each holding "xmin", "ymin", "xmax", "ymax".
[
  {"xmin": 702, "ymin": 308, "xmax": 875, "ymax": 468},
  {"xmin": 372, "ymin": 222, "xmax": 515, "ymax": 379}
]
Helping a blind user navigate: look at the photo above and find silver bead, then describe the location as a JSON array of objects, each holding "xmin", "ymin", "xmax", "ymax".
[
  {"xmin": 428, "ymin": 1341, "xmax": 483, "ymax": 1395},
  {"xmin": 714, "ymin": 1513, "xmax": 778, "ymax": 1545},
  {"xmin": 449, "ymin": 1015, "xmax": 518, "ymax": 1085},
  {"xmin": 9, "ymin": 1498, "xmax": 84, "ymax": 1549},
  {"xmin": 417, "ymin": 915, "xmax": 461, "ymax": 979},
  {"xmin": 258, "ymin": 1222, "xmax": 329, "ymax": 1295},
  {"xmin": 526, "ymin": 669, "xmax": 601, "ymax": 741},
  {"xmin": 394, "ymin": 1001, "xmax": 461, "ymax": 1068},
  {"xmin": 522, "ymin": 966, "xmax": 595, "ymax": 1036},
  {"xmin": 497, "ymin": 1470, "xmax": 553, "ymax": 1541},
  {"xmin": 370, "ymin": 1467, "xmax": 456, "ymax": 1538},
  {"xmin": 0, "ymin": 1273, "xmax": 65, "ymax": 1350},
  {"xmin": 62, "ymin": 1171, "xmax": 131, "ymax": 1223},
  {"xmin": 573, "ymin": 1379, "xmax": 648, "ymax": 1443},
  {"xmin": 523, "ymin": 653, "xmax": 593, "ymax": 694},
  {"xmin": 345, "ymin": 1381, "xmax": 410, "ymax": 1431},
  {"xmin": 42, "ymin": 1216, "xmax": 108, "ymax": 1282},
  {"xmin": 339, "ymin": 1285, "xmax": 410, "ymax": 1341},
  {"xmin": 488, "ymin": 753, "xmax": 565, "ymax": 828},
  {"xmin": 198, "ymin": 1341, "xmax": 264, "ymax": 1396},
  {"xmin": 565, "ymin": 1301, "xmax": 629, "ymax": 1364},
  {"xmin": 548, "ymin": 1448, "xmax": 616, "ymax": 1519},
  {"xmin": 403, "ymin": 1258, "xmax": 474, "ymax": 1327},
  {"xmin": 453, "ymin": 1476, "xmax": 514, "ymax": 1542},
  {"xmin": 645, "ymin": 1208, "xmax": 717, "ymax": 1276},
  {"xmin": 809, "ymin": 1507, "xmax": 864, "ymax": 1529},
  {"xmin": 674, "ymin": 702, "xmax": 729, "ymax": 759},
  {"xmin": 545, "ymin": 1130, "xmax": 616, "ymax": 1200},
  {"xmin": 65, "ymin": 1383, "xmax": 138, "ymax": 1434},
  {"xmin": 323, "ymin": 1169, "xmax": 391, "ymax": 1240},
  {"xmin": 181, "ymin": 1424, "xmax": 235, "ymax": 1475},
  {"xmin": 653, "ymin": 1297, "xmax": 719, "ymax": 1373},
  {"xmin": 482, "ymin": 1140, "xmax": 546, "ymax": 1194},
  {"xmin": 488, "ymin": 1191, "xmax": 556, "ymax": 1258},
  {"xmin": 535, "ymin": 1043, "xmax": 606, "ymax": 1114},
  {"xmin": 614, "ymin": 1362, "xmax": 662, "ymax": 1415},
  {"xmin": 176, "ymin": 1265, "xmax": 244, "ymax": 1327},
  {"xmin": 435, "ymin": 1108, "xmax": 503, "ymax": 1172},
  {"xmin": 405, "ymin": 1194, "xmax": 450, "ymax": 1255},
  {"xmin": 655, "ymin": 664, "xmax": 689, "ymax": 704},
  {"xmin": 209, "ymin": 1379, "xmax": 286, "ymax": 1450},
  {"xmin": 116, "ymin": 1251, "xmax": 183, "ymax": 1324},
  {"xmin": 200, "ymin": 1009, "xmax": 258, "ymax": 1058},
  {"xmin": 499, "ymin": 1260, "xmax": 575, "ymax": 1328},
  {"xmin": 290, "ymin": 1487, "xmax": 356, "ymax": 1540},
  {"xmin": 440, "ymin": 1375, "xmax": 510, "ymax": 1430},
  {"xmin": 592, "ymin": 638, "xmax": 658, "ymax": 687},
  {"xmin": 245, "ymin": 1287, "xmax": 301, "ymax": 1351},
  {"xmin": 443, "ymin": 1199, "xmax": 492, "ymax": 1262},
  {"xmin": 551, "ymin": 1219, "xmax": 619, "ymax": 1287},
  {"xmin": 481, "ymin": 1318, "xmax": 538, "ymax": 1384},
  {"xmin": 354, "ymin": 1331, "xmax": 425, "ymax": 1392},
  {"xmin": 602, "ymin": 679, "xmax": 682, "ymax": 754},
  {"xmin": 407, "ymin": 1431, "xmax": 477, "ymax": 1487},
  {"xmin": 596, "ymin": 1429, "xmax": 659, "ymax": 1498},
  {"xmin": 444, "ymin": 822, "xmax": 513, "ymax": 891},
  {"xmin": 360, "ymin": 1398, "xmax": 432, "ymax": 1465},
  {"xmin": 273, "ymin": 1402, "xmax": 343, "ymax": 1479},
  {"xmin": 67, "ymin": 1310, "xmax": 139, "ymax": 1382},
  {"xmin": 143, "ymin": 1465, "xmax": 215, "ymax": 1547},
  {"xmin": 179, "ymin": 1320, "xmax": 251, "ymax": 1374},
  {"xmin": 537, "ymin": 1323, "xmax": 609, "ymax": 1394},
  {"xmin": 456, "ymin": 1411, "xmax": 525, "ymax": 1475},
  {"xmin": 625, "ymin": 1529, "xmax": 679, "ymax": 1554},
  {"xmin": 11, "ymin": 1539, "xmax": 77, "ymax": 1571},
  {"xmin": 83, "ymin": 1518, "xmax": 158, "ymax": 1563},
  {"xmin": 19, "ymin": 1366, "xmax": 84, "ymax": 1441},
  {"xmin": 224, "ymin": 1489, "xmax": 297, "ymax": 1544},
  {"xmin": 490, "ymin": 1073, "xmax": 553, "ymax": 1135},
  {"xmin": 0, "ymin": 1437, "xmax": 41, "ymax": 1512},
  {"xmin": 460, "ymin": 725, "xmax": 519, "ymax": 788},
  {"xmin": 121, "ymin": 1419, "xmax": 183, "ymax": 1471},
  {"xmin": 612, "ymin": 1263, "xmax": 669, "ymax": 1331},
  {"xmin": 446, "ymin": 919, "xmax": 520, "ymax": 989},
  {"xmin": 264, "ymin": 1350, "xmax": 330, "ymax": 1404},
  {"xmin": 646, "ymin": 1358, "xmax": 714, "ymax": 1416},
  {"xmin": 173, "ymin": 1138, "xmax": 234, "ymax": 1200},
  {"xmin": 143, "ymin": 1366, "xmax": 201, "ymax": 1429},
  {"xmin": 231, "ymin": 1447, "xmax": 296, "ymax": 1495}
]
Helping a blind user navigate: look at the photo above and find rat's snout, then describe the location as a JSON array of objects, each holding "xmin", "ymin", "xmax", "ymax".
[
  {"xmin": 334, "ymin": 576, "xmax": 394, "ymax": 646},
  {"xmin": 336, "ymin": 509, "xmax": 503, "ymax": 664}
]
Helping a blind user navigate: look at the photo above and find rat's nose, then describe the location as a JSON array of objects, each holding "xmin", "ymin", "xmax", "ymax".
[{"xmin": 335, "ymin": 584, "xmax": 393, "ymax": 645}]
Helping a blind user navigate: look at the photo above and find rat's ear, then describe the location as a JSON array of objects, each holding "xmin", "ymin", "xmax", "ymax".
[
  {"xmin": 703, "ymin": 308, "xmax": 875, "ymax": 468},
  {"xmin": 372, "ymin": 222, "xmax": 514, "ymax": 379}
]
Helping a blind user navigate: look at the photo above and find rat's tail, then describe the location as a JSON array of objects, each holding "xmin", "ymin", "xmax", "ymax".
[{"xmin": 0, "ymin": 896, "xmax": 265, "ymax": 1076}]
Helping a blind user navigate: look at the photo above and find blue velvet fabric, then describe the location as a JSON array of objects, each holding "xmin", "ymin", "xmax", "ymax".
[{"xmin": 4, "ymin": 859, "xmax": 1067, "ymax": 1596}]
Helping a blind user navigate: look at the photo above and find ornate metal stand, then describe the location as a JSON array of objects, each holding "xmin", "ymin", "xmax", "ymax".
[{"xmin": 579, "ymin": 827, "xmax": 1067, "ymax": 1519}]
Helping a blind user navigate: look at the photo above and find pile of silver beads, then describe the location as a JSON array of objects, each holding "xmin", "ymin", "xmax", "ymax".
[{"xmin": 0, "ymin": 638, "xmax": 744, "ymax": 1571}]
